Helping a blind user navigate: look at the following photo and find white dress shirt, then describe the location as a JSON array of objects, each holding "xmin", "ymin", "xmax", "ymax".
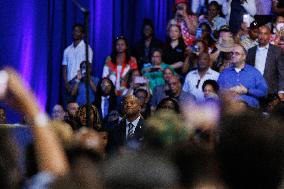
[
  {"xmin": 62, "ymin": 40, "xmax": 93, "ymax": 81},
  {"xmin": 255, "ymin": 44, "xmax": 269, "ymax": 75},
  {"xmin": 183, "ymin": 68, "xmax": 219, "ymax": 102},
  {"xmin": 125, "ymin": 116, "xmax": 141, "ymax": 139},
  {"xmin": 101, "ymin": 96, "xmax": 110, "ymax": 118}
]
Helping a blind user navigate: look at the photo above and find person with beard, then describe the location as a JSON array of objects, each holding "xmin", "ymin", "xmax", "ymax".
[
  {"xmin": 183, "ymin": 53, "xmax": 219, "ymax": 102},
  {"xmin": 64, "ymin": 102, "xmax": 79, "ymax": 130},
  {"xmin": 111, "ymin": 95, "xmax": 145, "ymax": 152},
  {"xmin": 133, "ymin": 19, "xmax": 164, "ymax": 70}
]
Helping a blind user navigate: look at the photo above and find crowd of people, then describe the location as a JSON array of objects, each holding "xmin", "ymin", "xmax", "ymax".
[{"xmin": 1, "ymin": 0, "xmax": 284, "ymax": 188}]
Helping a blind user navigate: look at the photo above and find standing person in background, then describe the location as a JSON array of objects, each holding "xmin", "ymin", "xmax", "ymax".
[
  {"xmin": 191, "ymin": 0, "xmax": 229, "ymax": 16},
  {"xmin": 163, "ymin": 24, "xmax": 186, "ymax": 76},
  {"xmin": 272, "ymin": 0, "xmax": 284, "ymax": 16},
  {"xmin": 133, "ymin": 19, "xmax": 164, "ymax": 71},
  {"xmin": 207, "ymin": 1, "xmax": 227, "ymax": 32},
  {"xmin": 62, "ymin": 24, "xmax": 93, "ymax": 104},
  {"xmin": 168, "ymin": 0, "xmax": 198, "ymax": 46},
  {"xmin": 103, "ymin": 36, "xmax": 138, "ymax": 96},
  {"xmin": 229, "ymin": 0, "xmax": 256, "ymax": 34}
]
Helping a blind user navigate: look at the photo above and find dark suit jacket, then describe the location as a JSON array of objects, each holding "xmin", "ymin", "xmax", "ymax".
[
  {"xmin": 111, "ymin": 116, "xmax": 145, "ymax": 151},
  {"xmin": 246, "ymin": 44, "xmax": 284, "ymax": 95}
]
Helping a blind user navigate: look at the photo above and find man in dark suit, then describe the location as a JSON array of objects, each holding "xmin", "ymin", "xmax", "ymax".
[
  {"xmin": 111, "ymin": 95, "xmax": 145, "ymax": 153},
  {"xmin": 246, "ymin": 25, "xmax": 284, "ymax": 102}
]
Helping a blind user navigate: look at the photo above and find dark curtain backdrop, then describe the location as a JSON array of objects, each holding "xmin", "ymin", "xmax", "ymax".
[{"xmin": 0, "ymin": 0, "xmax": 174, "ymax": 122}]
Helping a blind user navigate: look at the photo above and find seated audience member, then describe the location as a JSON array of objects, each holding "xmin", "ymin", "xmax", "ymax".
[
  {"xmin": 218, "ymin": 45, "xmax": 268, "ymax": 108},
  {"xmin": 238, "ymin": 20, "xmax": 259, "ymax": 51},
  {"xmin": 94, "ymin": 78, "xmax": 117, "ymax": 125},
  {"xmin": 0, "ymin": 107, "xmax": 6, "ymax": 124},
  {"xmin": 217, "ymin": 112, "xmax": 284, "ymax": 189},
  {"xmin": 111, "ymin": 95, "xmax": 145, "ymax": 152},
  {"xmin": 150, "ymin": 68, "xmax": 175, "ymax": 109},
  {"xmin": 156, "ymin": 97, "xmax": 180, "ymax": 113},
  {"xmin": 168, "ymin": 0, "xmax": 198, "ymax": 46},
  {"xmin": 133, "ymin": 19, "xmax": 164, "ymax": 70},
  {"xmin": 206, "ymin": 1, "xmax": 227, "ymax": 32},
  {"xmin": 246, "ymin": 25, "xmax": 284, "ymax": 102},
  {"xmin": 183, "ymin": 53, "xmax": 219, "ymax": 102},
  {"xmin": 229, "ymin": 0, "xmax": 256, "ymax": 34},
  {"xmin": 142, "ymin": 49, "xmax": 172, "ymax": 91},
  {"xmin": 124, "ymin": 69, "xmax": 142, "ymax": 95},
  {"xmin": 52, "ymin": 104, "xmax": 66, "ymax": 121},
  {"xmin": 202, "ymin": 79, "xmax": 219, "ymax": 101},
  {"xmin": 102, "ymin": 36, "xmax": 138, "ymax": 96},
  {"xmin": 76, "ymin": 104, "xmax": 101, "ymax": 130},
  {"xmin": 182, "ymin": 39, "xmax": 210, "ymax": 74},
  {"xmin": 163, "ymin": 24, "xmax": 186, "ymax": 75},
  {"xmin": 133, "ymin": 88, "xmax": 151, "ymax": 119},
  {"xmin": 211, "ymin": 27, "xmax": 235, "ymax": 71},
  {"xmin": 70, "ymin": 62, "xmax": 98, "ymax": 106},
  {"xmin": 64, "ymin": 102, "xmax": 79, "ymax": 130},
  {"xmin": 198, "ymin": 22, "xmax": 216, "ymax": 51},
  {"xmin": 272, "ymin": 0, "xmax": 284, "ymax": 15},
  {"xmin": 168, "ymin": 75, "xmax": 195, "ymax": 103},
  {"xmin": 271, "ymin": 15, "xmax": 284, "ymax": 50}
]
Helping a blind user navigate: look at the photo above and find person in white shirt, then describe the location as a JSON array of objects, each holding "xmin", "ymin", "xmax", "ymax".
[
  {"xmin": 183, "ymin": 53, "xmax": 219, "ymax": 102},
  {"xmin": 62, "ymin": 24, "xmax": 93, "ymax": 95},
  {"xmin": 191, "ymin": 0, "xmax": 229, "ymax": 16}
]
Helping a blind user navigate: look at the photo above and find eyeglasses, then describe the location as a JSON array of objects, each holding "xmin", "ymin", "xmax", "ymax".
[{"xmin": 196, "ymin": 79, "xmax": 201, "ymax": 88}]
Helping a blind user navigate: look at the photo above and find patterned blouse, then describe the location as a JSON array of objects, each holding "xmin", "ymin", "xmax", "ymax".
[{"xmin": 102, "ymin": 56, "xmax": 138, "ymax": 96}]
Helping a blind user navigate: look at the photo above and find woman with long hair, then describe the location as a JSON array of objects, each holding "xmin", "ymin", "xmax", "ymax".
[{"xmin": 102, "ymin": 36, "xmax": 138, "ymax": 96}]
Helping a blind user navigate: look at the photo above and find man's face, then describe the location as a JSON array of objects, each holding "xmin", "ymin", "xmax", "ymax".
[
  {"xmin": 208, "ymin": 4, "xmax": 218, "ymax": 18},
  {"xmin": 72, "ymin": 26, "xmax": 84, "ymax": 41},
  {"xmin": 116, "ymin": 39, "xmax": 127, "ymax": 53},
  {"xmin": 143, "ymin": 25, "xmax": 153, "ymax": 38},
  {"xmin": 249, "ymin": 28, "xmax": 259, "ymax": 40},
  {"xmin": 151, "ymin": 51, "xmax": 162, "ymax": 65},
  {"xmin": 52, "ymin": 105, "xmax": 65, "ymax": 121},
  {"xmin": 168, "ymin": 77, "xmax": 181, "ymax": 95},
  {"xmin": 198, "ymin": 54, "xmax": 210, "ymax": 71},
  {"xmin": 123, "ymin": 95, "xmax": 141, "ymax": 116},
  {"xmin": 231, "ymin": 46, "xmax": 246, "ymax": 66},
  {"xmin": 67, "ymin": 103, "xmax": 79, "ymax": 117},
  {"xmin": 135, "ymin": 91, "xmax": 147, "ymax": 107},
  {"xmin": 258, "ymin": 26, "xmax": 271, "ymax": 46},
  {"xmin": 101, "ymin": 79, "xmax": 112, "ymax": 95}
]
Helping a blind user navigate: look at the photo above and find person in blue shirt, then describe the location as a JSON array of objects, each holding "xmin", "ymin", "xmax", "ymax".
[{"xmin": 217, "ymin": 45, "xmax": 268, "ymax": 108}]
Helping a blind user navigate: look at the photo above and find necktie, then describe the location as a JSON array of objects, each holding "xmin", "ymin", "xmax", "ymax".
[
  {"xmin": 127, "ymin": 123, "xmax": 135, "ymax": 139},
  {"xmin": 103, "ymin": 97, "xmax": 109, "ymax": 118}
]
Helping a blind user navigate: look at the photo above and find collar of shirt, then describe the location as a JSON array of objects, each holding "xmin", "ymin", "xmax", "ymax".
[
  {"xmin": 257, "ymin": 43, "xmax": 269, "ymax": 51},
  {"xmin": 102, "ymin": 96, "xmax": 110, "ymax": 100},
  {"xmin": 126, "ymin": 116, "xmax": 141, "ymax": 128},
  {"xmin": 192, "ymin": 68, "xmax": 214, "ymax": 75},
  {"xmin": 72, "ymin": 40, "xmax": 84, "ymax": 49}
]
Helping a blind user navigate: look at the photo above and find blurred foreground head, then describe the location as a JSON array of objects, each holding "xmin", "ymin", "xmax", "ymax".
[
  {"xmin": 217, "ymin": 112, "xmax": 284, "ymax": 189},
  {"xmin": 103, "ymin": 153, "xmax": 178, "ymax": 189}
]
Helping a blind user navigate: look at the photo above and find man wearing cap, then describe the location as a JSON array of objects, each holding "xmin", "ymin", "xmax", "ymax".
[
  {"xmin": 239, "ymin": 21, "xmax": 259, "ymax": 51},
  {"xmin": 218, "ymin": 45, "xmax": 267, "ymax": 108},
  {"xmin": 246, "ymin": 25, "xmax": 284, "ymax": 102}
]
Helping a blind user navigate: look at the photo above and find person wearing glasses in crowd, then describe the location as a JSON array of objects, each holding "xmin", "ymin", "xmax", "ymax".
[
  {"xmin": 183, "ymin": 53, "xmax": 219, "ymax": 102},
  {"xmin": 218, "ymin": 45, "xmax": 267, "ymax": 108},
  {"xmin": 102, "ymin": 36, "xmax": 138, "ymax": 96}
]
